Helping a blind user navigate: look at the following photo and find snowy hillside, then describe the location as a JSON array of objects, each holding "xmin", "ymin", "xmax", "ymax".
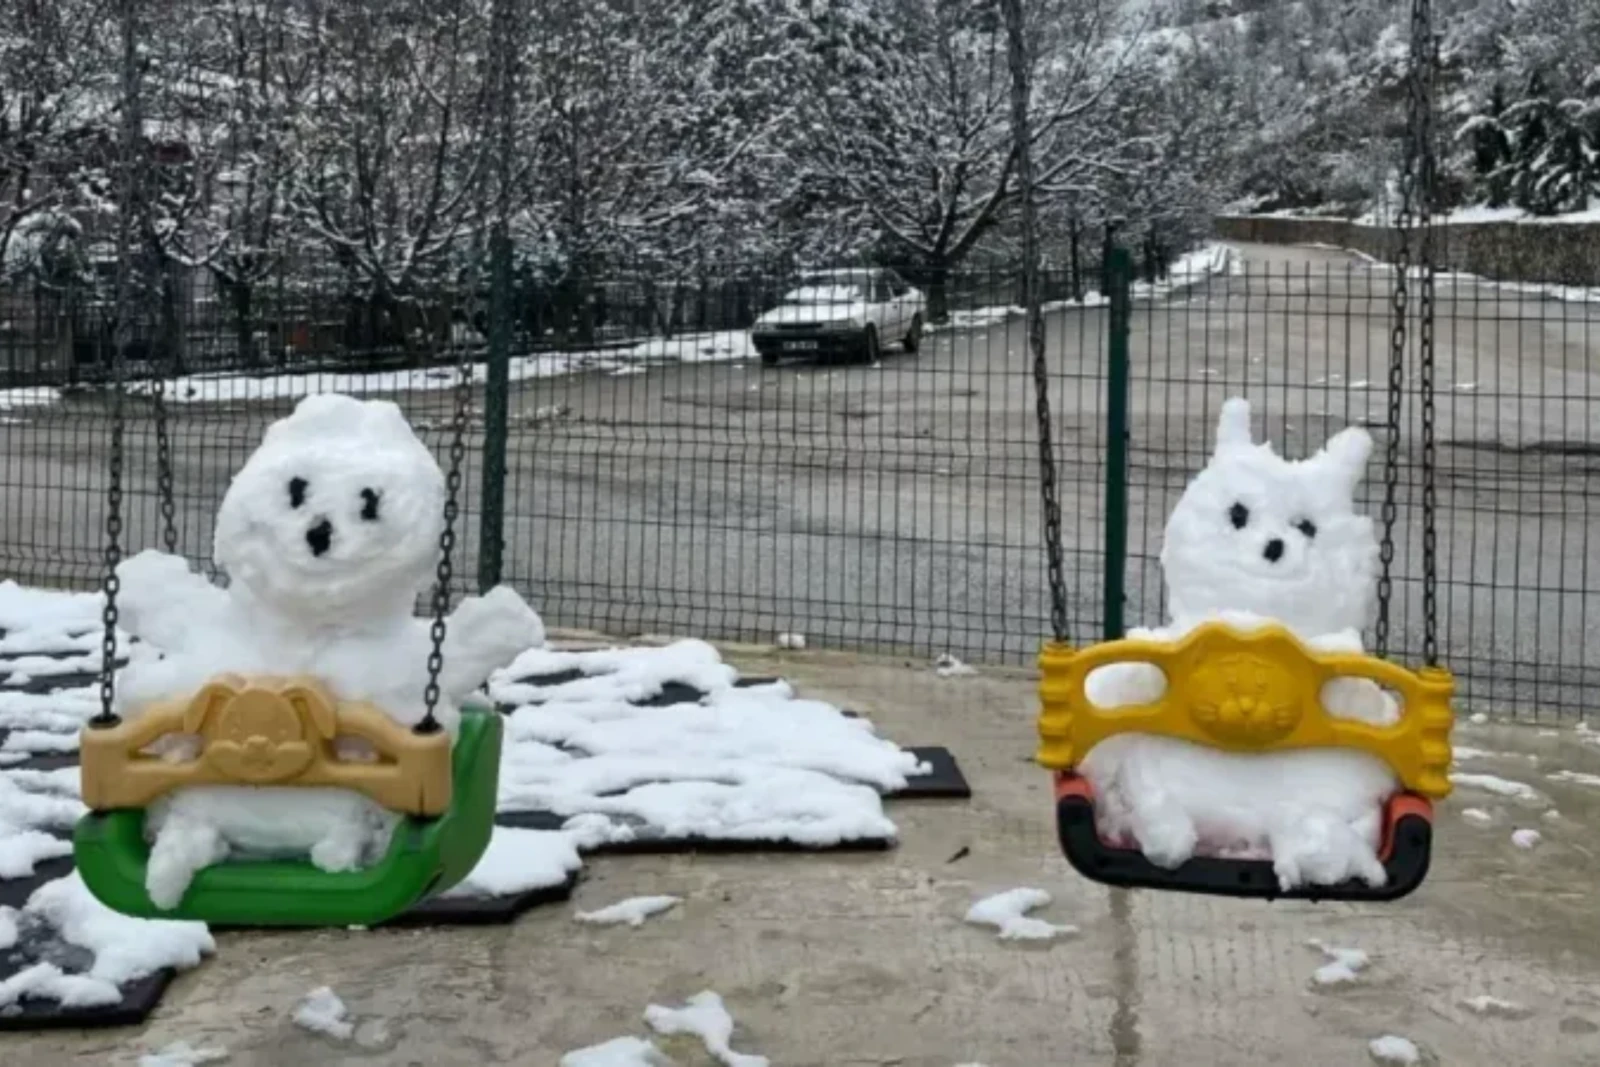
[{"xmin": 1137, "ymin": 0, "xmax": 1600, "ymax": 219}]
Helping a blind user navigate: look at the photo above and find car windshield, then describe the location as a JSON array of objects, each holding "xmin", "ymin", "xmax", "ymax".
[{"xmin": 782, "ymin": 284, "xmax": 864, "ymax": 304}]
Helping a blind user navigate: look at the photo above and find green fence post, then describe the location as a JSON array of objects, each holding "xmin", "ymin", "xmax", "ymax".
[
  {"xmin": 1103, "ymin": 246, "xmax": 1133, "ymax": 641},
  {"xmin": 478, "ymin": 224, "xmax": 512, "ymax": 593}
]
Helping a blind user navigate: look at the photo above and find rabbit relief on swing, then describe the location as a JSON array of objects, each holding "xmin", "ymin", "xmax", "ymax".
[
  {"xmin": 111, "ymin": 394, "xmax": 543, "ymax": 908},
  {"xmin": 1081, "ymin": 398, "xmax": 1402, "ymax": 891}
]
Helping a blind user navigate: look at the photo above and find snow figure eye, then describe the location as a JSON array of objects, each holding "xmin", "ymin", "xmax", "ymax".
[
  {"xmin": 1295, "ymin": 518, "xmax": 1317, "ymax": 539},
  {"xmin": 288, "ymin": 477, "xmax": 308, "ymax": 509},
  {"xmin": 359, "ymin": 488, "xmax": 381, "ymax": 522},
  {"xmin": 1228, "ymin": 502, "xmax": 1249, "ymax": 529}
]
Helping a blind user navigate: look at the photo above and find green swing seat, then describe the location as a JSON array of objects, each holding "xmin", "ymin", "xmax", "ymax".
[{"xmin": 74, "ymin": 703, "xmax": 502, "ymax": 928}]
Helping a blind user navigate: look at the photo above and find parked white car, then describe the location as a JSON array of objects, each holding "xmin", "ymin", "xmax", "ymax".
[{"xmin": 750, "ymin": 268, "xmax": 926, "ymax": 366}]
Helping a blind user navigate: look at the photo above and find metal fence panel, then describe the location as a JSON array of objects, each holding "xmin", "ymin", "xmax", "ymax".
[{"xmin": 1, "ymin": 246, "xmax": 1595, "ymax": 721}]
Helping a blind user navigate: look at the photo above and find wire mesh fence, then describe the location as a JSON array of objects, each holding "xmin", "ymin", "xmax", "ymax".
[
  {"xmin": 1, "ymin": 244, "xmax": 1596, "ymax": 720},
  {"xmin": 1122, "ymin": 249, "xmax": 1599, "ymax": 721}
]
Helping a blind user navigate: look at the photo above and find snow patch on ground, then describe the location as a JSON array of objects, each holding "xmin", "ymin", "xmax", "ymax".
[
  {"xmin": 1511, "ymin": 828, "xmax": 1541, "ymax": 849},
  {"xmin": 964, "ymin": 888, "xmax": 1077, "ymax": 942},
  {"xmin": 1450, "ymin": 773, "xmax": 1544, "ymax": 803},
  {"xmin": 645, "ymin": 990, "xmax": 769, "ymax": 1067},
  {"xmin": 1369, "ymin": 1035, "xmax": 1422, "ymax": 1065},
  {"xmin": 932, "ymin": 244, "xmax": 1231, "ymax": 334},
  {"xmin": 934, "ymin": 653, "xmax": 977, "ymax": 678},
  {"xmin": 490, "ymin": 639, "xmax": 925, "ymax": 847},
  {"xmin": 1307, "ymin": 939, "xmax": 1370, "ymax": 986},
  {"xmin": 294, "ymin": 986, "xmax": 355, "ymax": 1041},
  {"xmin": 139, "ymin": 1041, "xmax": 231, "ymax": 1066},
  {"xmin": 1548, "ymin": 770, "xmax": 1600, "ymax": 788},
  {"xmin": 1461, "ymin": 808, "xmax": 1493, "ymax": 826},
  {"xmin": 561, "ymin": 1036, "xmax": 673, "ymax": 1067},
  {"xmin": 0, "ymin": 873, "xmax": 213, "ymax": 1011},
  {"xmin": 0, "ymin": 331, "xmax": 765, "ymax": 412},
  {"xmin": 439, "ymin": 826, "xmax": 584, "ymax": 899},
  {"xmin": 575, "ymin": 895, "xmax": 682, "ymax": 928},
  {"xmin": 1460, "ymin": 994, "xmax": 1531, "ymax": 1019}
]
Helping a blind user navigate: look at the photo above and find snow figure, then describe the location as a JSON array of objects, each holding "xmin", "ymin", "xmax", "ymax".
[
  {"xmin": 113, "ymin": 393, "xmax": 544, "ymax": 908},
  {"xmin": 1082, "ymin": 397, "xmax": 1400, "ymax": 891}
]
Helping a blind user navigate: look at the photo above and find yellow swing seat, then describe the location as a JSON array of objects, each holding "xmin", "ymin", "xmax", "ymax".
[{"xmin": 1036, "ymin": 622, "xmax": 1455, "ymax": 901}]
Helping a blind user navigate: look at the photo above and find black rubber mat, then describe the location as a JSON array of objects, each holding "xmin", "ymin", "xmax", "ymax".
[
  {"xmin": 493, "ymin": 809, "xmax": 896, "ymax": 853},
  {"xmin": 0, "ymin": 876, "xmax": 177, "ymax": 1032},
  {"xmin": 0, "ymin": 969, "xmax": 174, "ymax": 1032},
  {"xmin": 896, "ymin": 746, "xmax": 972, "ymax": 799}
]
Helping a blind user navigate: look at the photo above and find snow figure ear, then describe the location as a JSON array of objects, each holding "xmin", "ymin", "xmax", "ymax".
[
  {"xmin": 1213, "ymin": 397, "xmax": 1254, "ymax": 455},
  {"xmin": 1313, "ymin": 426, "xmax": 1373, "ymax": 498}
]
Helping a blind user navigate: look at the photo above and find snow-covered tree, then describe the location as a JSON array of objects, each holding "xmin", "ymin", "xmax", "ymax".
[
  {"xmin": 0, "ymin": 0, "xmax": 115, "ymax": 282},
  {"xmin": 790, "ymin": 0, "xmax": 1136, "ymax": 320},
  {"xmin": 288, "ymin": 0, "xmax": 494, "ymax": 351}
]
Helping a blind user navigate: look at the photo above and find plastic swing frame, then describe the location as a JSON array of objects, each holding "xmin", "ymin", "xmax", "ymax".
[
  {"xmin": 74, "ymin": 705, "xmax": 503, "ymax": 927},
  {"xmin": 1035, "ymin": 626, "xmax": 1454, "ymax": 903}
]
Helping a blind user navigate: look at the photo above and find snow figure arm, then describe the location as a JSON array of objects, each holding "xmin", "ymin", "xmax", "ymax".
[
  {"xmin": 114, "ymin": 549, "xmax": 227, "ymax": 655},
  {"xmin": 436, "ymin": 585, "xmax": 546, "ymax": 705}
]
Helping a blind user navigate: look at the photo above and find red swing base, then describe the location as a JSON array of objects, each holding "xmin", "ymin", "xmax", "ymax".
[{"xmin": 1052, "ymin": 772, "xmax": 1434, "ymax": 902}]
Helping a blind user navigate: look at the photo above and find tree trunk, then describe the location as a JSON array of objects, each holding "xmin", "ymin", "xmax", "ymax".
[
  {"xmin": 926, "ymin": 259, "xmax": 950, "ymax": 324},
  {"xmin": 226, "ymin": 278, "xmax": 259, "ymax": 368},
  {"xmin": 1068, "ymin": 218, "xmax": 1083, "ymax": 302}
]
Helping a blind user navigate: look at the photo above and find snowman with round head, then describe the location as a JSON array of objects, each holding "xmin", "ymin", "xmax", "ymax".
[
  {"xmin": 1082, "ymin": 398, "xmax": 1401, "ymax": 891},
  {"xmin": 114, "ymin": 393, "xmax": 544, "ymax": 909}
]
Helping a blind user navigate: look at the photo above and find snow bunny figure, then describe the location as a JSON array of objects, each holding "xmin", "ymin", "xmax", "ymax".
[
  {"xmin": 113, "ymin": 393, "xmax": 544, "ymax": 909},
  {"xmin": 1081, "ymin": 397, "xmax": 1400, "ymax": 891}
]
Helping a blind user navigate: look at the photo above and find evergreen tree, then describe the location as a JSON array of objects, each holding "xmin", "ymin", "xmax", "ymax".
[{"xmin": 1455, "ymin": 83, "xmax": 1513, "ymax": 206}]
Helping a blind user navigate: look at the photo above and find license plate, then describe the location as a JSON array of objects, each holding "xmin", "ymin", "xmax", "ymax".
[{"xmin": 784, "ymin": 340, "xmax": 818, "ymax": 351}]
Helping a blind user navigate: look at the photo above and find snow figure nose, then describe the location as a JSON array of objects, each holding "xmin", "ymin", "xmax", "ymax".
[
  {"xmin": 306, "ymin": 518, "xmax": 334, "ymax": 557},
  {"xmin": 1262, "ymin": 538, "xmax": 1285, "ymax": 564}
]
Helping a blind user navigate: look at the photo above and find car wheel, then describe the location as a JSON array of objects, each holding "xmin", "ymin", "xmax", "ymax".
[
  {"xmin": 760, "ymin": 350, "xmax": 780, "ymax": 367},
  {"xmin": 860, "ymin": 324, "xmax": 880, "ymax": 364},
  {"xmin": 903, "ymin": 313, "xmax": 923, "ymax": 353}
]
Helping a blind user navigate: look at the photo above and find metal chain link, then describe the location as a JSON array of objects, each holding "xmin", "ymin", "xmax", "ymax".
[
  {"xmin": 420, "ymin": 304, "xmax": 476, "ymax": 734},
  {"xmin": 1416, "ymin": 2, "xmax": 1440, "ymax": 667},
  {"xmin": 97, "ymin": 387, "xmax": 126, "ymax": 728},
  {"xmin": 1002, "ymin": 0, "xmax": 1069, "ymax": 643},
  {"xmin": 1375, "ymin": 1, "xmax": 1426, "ymax": 660},
  {"xmin": 95, "ymin": 0, "xmax": 142, "ymax": 728},
  {"xmin": 151, "ymin": 370, "xmax": 179, "ymax": 554}
]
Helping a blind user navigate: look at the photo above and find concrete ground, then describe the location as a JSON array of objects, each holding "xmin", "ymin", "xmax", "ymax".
[{"xmin": 12, "ymin": 645, "xmax": 1600, "ymax": 1066}]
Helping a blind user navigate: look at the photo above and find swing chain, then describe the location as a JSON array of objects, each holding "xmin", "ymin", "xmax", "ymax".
[
  {"xmin": 1416, "ymin": 3, "xmax": 1440, "ymax": 667},
  {"xmin": 1376, "ymin": 0, "xmax": 1428, "ymax": 660},
  {"xmin": 1002, "ymin": 0, "xmax": 1069, "ymax": 644},
  {"xmin": 97, "ymin": 381, "xmax": 126, "ymax": 728},
  {"xmin": 95, "ymin": 0, "xmax": 144, "ymax": 729},
  {"xmin": 421, "ymin": 303, "xmax": 475, "ymax": 734},
  {"xmin": 151, "ymin": 367, "xmax": 179, "ymax": 555}
]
